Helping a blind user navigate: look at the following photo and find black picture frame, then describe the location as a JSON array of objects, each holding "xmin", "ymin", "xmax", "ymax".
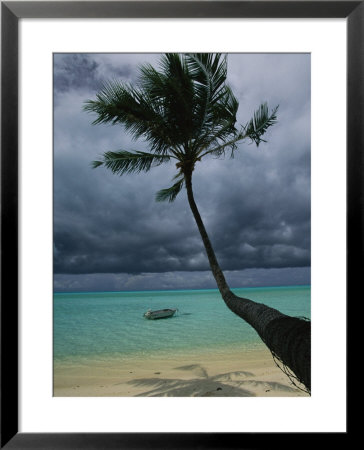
[{"xmin": 1, "ymin": 1, "xmax": 356, "ymax": 448}]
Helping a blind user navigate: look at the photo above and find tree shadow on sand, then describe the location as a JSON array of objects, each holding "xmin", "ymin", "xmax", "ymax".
[{"xmin": 126, "ymin": 364, "xmax": 300, "ymax": 397}]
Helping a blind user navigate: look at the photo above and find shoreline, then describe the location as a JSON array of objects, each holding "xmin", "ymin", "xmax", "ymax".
[{"xmin": 54, "ymin": 346, "xmax": 308, "ymax": 397}]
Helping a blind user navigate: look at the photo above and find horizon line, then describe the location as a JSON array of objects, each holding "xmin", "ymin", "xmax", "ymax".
[{"xmin": 54, "ymin": 284, "xmax": 311, "ymax": 295}]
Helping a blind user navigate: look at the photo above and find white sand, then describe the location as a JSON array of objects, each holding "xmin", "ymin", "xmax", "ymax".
[{"xmin": 54, "ymin": 347, "xmax": 309, "ymax": 397}]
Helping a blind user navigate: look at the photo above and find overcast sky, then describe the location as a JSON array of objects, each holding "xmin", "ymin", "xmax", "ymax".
[{"xmin": 53, "ymin": 53, "xmax": 310, "ymax": 292}]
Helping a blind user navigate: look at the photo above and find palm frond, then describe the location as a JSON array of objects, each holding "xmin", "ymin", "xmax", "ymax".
[
  {"xmin": 243, "ymin": 103, "xmax": 279, "ymax": 146},
  {"xmin": 186, "ymin": 54, "xmax": 231, "ymax": 137},
  {"xmin": 155, "ymin": 177, "xmax": 185, "ymax": 202},
  {"xmin": 92, "ymin": 150, "xmax": 171, "ymax": 175},
  {"xmin": 191, "ymin": 85, "xmax": 239, "ymax": 155},
  {"xmin": 91, "ymin": 160, "xmax": 104, "ymax": 169},
  {"xmin": 84, "ymin": 80, "xmax": 177, "ymax": 154},
  {"xmin": 199, "ymin": 132, "xmax": 245, "ymax": 159},
  {"xmin": 186, "ymin": 54, "xmax": 227, "ymax": 98},
  {"xmin": 156, "ymin": 54, "xmax": 196, "ymax": 143}
]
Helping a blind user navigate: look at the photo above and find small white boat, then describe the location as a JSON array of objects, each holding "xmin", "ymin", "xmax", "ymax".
[{"xmin": 143, "ymin": 308, "xmax": 178, "ymax": 320}]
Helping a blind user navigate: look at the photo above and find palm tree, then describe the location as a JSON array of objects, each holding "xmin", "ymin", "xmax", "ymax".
[{"xmin": 84, "ymin": 53, "xmax": 310, "ymax": 393}]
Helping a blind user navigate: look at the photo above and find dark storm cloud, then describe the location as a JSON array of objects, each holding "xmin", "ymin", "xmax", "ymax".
[
  {"xmin": 199, "ymin": 149, "xmax": 311, "ymax": 271},
  {"xmin": 54, "ymin": 54, "xmax": 100, "ymax": 93},
  {"xmin": 54, "ymin": 53, "xmax": 138, "ymax": 94},
  {"xmin": 54, "ymin": 53, "xmax": 161, "ymax": 95},
  {"xmin": 53, "ymin": 53, "xmax": 310, "ymax": 291},
  {"xmin": 53, "ymin": 163, "xmax": 202, "ymax": 274},
  {"xmin": 54, "ymin": 267, "xmax": 310, "ymax": 293}
]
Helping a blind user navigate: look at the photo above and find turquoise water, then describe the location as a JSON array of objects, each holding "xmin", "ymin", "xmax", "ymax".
[{"xmin": 54, "ymin": 286, "xmax": 310, "ymax": 362}]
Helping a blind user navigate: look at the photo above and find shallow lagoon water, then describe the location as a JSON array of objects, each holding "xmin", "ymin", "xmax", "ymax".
[{"xmin": 54, "ymin": 285, "xmax": 310, "ymax": 364}]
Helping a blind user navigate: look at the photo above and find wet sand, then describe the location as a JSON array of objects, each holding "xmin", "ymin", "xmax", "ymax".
[{"xmin": 54, "ymin": 347, "xmax": 309, "ymax": 397}]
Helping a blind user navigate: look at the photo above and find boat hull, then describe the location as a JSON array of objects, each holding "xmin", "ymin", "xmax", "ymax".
[{"xmin": 143, "ymin": 308, "xmax": 177, "ymax": 320}]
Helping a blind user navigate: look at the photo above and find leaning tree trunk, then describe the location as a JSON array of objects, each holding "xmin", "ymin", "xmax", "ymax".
[{"xmin": 184, "ymin": 171, "xmax": 311, "ymax": 392}]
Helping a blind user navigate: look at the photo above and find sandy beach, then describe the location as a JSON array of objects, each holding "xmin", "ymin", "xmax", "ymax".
[{"xmin": 54, "ymin": 347, "xmax": 309, "ymax": 397}]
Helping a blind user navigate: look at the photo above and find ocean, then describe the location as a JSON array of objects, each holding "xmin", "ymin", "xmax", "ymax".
[{"xmin": 53, "ymin": 285, "xmax": 310, "ymax": 365}]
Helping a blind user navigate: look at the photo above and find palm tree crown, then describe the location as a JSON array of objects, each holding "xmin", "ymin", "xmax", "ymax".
[{"xmin": 84, "ymin": 53, "xmax": 278, "ymax": 201}]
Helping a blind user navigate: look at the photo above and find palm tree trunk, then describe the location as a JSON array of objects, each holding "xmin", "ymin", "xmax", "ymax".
[{"xmin": 184, "ymin": 171, "xmax": 311, "ymax": 392}]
